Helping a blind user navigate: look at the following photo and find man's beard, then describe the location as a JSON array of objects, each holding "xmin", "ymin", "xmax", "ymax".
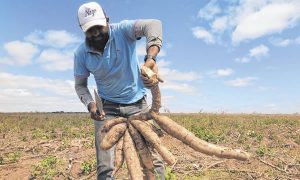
[{"xmin": 86, "ymin": 33, "xmax": 109, "ymax": 51}]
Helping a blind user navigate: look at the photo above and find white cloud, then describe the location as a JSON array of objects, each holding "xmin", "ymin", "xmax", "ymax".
[
  {"xmin": 270, "ymin": 37, "xmax": 292, "ymax": 47},
  {"xmin": 0, "ymin": 89, "xmax": 84, "ymax": 112},
  {"xmin": 197, "ymin": 0, "xmax": 221, "ymax": 20},
  {"xmin": 0, "ymin": 41, "xmax": 39, "ymax": 65},
  {"xmin": 270, "ymin": 36, "xmax": 300, "ymax": 46},
  {"xmin": 157, "ymin": 59, "xmax": 171, "ymax": 68},
  {"xmin": 37, "ymin": 49, "xmax": 73, "ymax": 71},
  {"xmin": 0, "ymin": 30, "xmax": 79, "ymax": 70},
  {"xmin": 158, "ymin": 60, "xmax": 201, "ymax": 81},
  {"xmin": 195, "ymin": 0, "xmax": 300, "ymax": 44},
  {"xmin": 160, "ymin": 69, "xmax": 200, "ymax": 82},
  {"xmin": 225, "ymin": 77, "xmax": 257, "ymax": 87},
  {"xmin": 211, "ymin": 16, "xmax": 229, "ymax": 32},
  {"xmin": 235, "ymin": 57, "xmax": 251, "ymax": 63},
  {"xmin": 249, "ymin": 44, "xmax": 269, "ymax": 58},
  {"xmin": 156, "ymin": 60, "xmax": 201, "ymax": 94},
  {"xmin": 2, "ymin": 88, "xmax": 33, "ymax": 97},
  {"xmin": 232, "ymin": 1, "xmax": 300, "ymax": 43},
  {"xmin": 192, "ymin": 27, "xmax": 215, "ymax": 44},
  {"xmin": 0, "ymin": 72, "xmax": 75, "ymax": 96},
  {"xmin": 161, "ymin": 82, "xmax": 197, "ymax": 94},
  {"xmin": 0, "ymin": 73, "xmax": 87, "ymax": 112},
  {"xmin": 235, "ymin": 44, "xmax": 269, "ymax": 63},
  {"xmin": 25, "ymin": 30, "xmax": 80, "ymax": 48},
  {"xmin": 209, "ymin": 68, "xmax": 234, "ymax": 77}
]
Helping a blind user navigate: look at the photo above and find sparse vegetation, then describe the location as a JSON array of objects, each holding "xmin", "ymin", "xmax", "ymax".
[
  {"xmin": 8, "ymin": 152, "xmax": 21, "ymax": 163},
  {"xmin": 0, "ymin": 112, "xmax": 299, "ymax": 179},
  {"xmin": 165, "ymin": 166, "xmax": 177, "ymax": 180},
  {"xmin": 256, "ymin": 146, "xmax": 267, "ymax": 157},
  {"xmin": 31, "ymin": 155, "xmax": 61, "ymax": 179},
  {"xmin": 81, "ymin": 158, "xmax": 96, "ymax": 175},
  {"xmin": 0, "ymin": 155, "xmax": 4, "ymax": 165},
  {"xmin": 190, "ymin": 125, "xmax": 225, "ymax": 143}
]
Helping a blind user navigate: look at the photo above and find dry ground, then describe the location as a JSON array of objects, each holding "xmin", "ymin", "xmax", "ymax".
[{"xmin": 0, "ymin": 113, "xmax": 299, "ymax": 179}]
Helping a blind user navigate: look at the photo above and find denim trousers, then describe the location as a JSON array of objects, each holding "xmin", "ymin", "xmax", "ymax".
[{"xmin": 94, "ymin": 97, "xmax": 165, "ymax": 180}]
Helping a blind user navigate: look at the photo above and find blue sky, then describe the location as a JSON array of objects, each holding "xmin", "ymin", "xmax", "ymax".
[{"xmin": 0, "ymin": 0, "xmax": 300, "ymax": 113}]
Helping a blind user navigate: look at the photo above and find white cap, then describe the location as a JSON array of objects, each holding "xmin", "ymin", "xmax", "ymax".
[{"xmin": 78, "ymin": 2, "xmax": 107, "ymax": 32}]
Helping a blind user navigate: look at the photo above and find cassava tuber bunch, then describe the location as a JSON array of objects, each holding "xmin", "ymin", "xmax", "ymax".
[{"xmin": 98, "ymin": 66, "xmax": 250, "ymax": 180}]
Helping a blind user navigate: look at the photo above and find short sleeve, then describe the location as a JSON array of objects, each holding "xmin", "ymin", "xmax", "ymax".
[{"xmin": 73, "ymin": 51, "xmax": 90, "ymax": 78}]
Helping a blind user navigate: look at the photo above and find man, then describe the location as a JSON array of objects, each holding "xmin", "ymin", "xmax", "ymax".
[{"xmin": 74, "ymin": 2, "xmax": 165, "ymax": 180}]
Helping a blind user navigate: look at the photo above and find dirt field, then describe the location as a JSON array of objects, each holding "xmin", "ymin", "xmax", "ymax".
[{"xmin": 0, "ymin": 113, "xmax": 299, "ymax": 179}]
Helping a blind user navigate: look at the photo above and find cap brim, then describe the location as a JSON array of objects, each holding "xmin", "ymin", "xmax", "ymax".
[{"xmin": 81, "ymin": 18, "xmax": 107, "ymax": 32}]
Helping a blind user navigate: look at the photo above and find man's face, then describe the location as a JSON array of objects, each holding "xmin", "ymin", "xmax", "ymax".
[{"xmin": 85, "ymin": 25, "xmax": 109, "ymax": 51}]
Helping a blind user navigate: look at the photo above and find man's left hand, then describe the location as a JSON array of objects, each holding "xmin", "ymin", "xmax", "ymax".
[{"xmin": 141, "ymin": 61, "xmax": 160, "ymax": 88}]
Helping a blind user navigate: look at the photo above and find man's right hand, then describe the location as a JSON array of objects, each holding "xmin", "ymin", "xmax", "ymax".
[{"xmin": 88, "ymin": 102, "xmax": 105, "ymax": 121}]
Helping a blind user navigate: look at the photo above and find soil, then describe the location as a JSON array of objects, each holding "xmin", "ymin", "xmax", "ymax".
[{"xmin": 0, "ymin": 113, "xmax": 299, "ymax": 180}]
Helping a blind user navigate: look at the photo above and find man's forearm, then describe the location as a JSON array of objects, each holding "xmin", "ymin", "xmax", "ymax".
[
  {"xmin": 74, "ymin": 76, "xmax": 94, "ymax": 109},
  {"xmin": 144, "ymin": 45, "xmax": 159, "ymax": 69}
]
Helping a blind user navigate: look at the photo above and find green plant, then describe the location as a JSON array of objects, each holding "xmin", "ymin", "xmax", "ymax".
[
  {"xmin": 31, "ymin": 129, "xmax": 43, "ymax": 139},
  {"xmin": 31, "ymin": 155, "xmax": 60, "ymax": 179},
  {"xmin": 81, "ymin": 159, "xmax": 96, "ymax": 174},
  {"xmin": 246, "ymin": 130, "xmax": 264, "ymax": 142},
  {"xmin": 257, "ymin": 134, "xmax": 263, "ymax": 142},
  {"xmin": 164, "ymin": 166, "xmax": 177, "ymax": 180},
  {"xmin": 8, "ymin": 152, "xmax": 21, "ymax": 163},
  {"xmin": 256, "ymin": 146, "xmax": 267, "ymax": 157},
  {"xmin": 41, "ymin": 156, "xmax": 57, "ymax": 167},
  {"xmin": 190, "ymin": 125, "xmax": 224, "ymax": 143},
  {"xmin": 0, "ymin": 155, "xmax": 4, "ymax": 164}
]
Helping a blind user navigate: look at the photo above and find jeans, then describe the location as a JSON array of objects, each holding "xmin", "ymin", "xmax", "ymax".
[{"xmin": 94, "ymin": 97, "xmax": 165, "ymax": 180}]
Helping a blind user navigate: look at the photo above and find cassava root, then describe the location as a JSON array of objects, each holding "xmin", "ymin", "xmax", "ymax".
[
  {"xmin": 128, "ymin": 123, "xmax": 154, "ymax": 170},
  {"xmin": 151, "ymin": 112, "xmax": 250, "ymax": 161},
  {"xmin": 111, "ymin": 136, "xmax": 124, "ymax": 176},
  {"xmin": 130, "ymin": 120, "xmax": 177, "ymax": 165},
  {"xmin": 123, "ymin": 130, "xmax": 144, "ymax": 180},
  {"xmin": 99, "ymin": 66, "xmax": 250, "ymax": 178},
  {"xmin": 100, "ymin": 122, "xmax": 127, "ymax": 150}
]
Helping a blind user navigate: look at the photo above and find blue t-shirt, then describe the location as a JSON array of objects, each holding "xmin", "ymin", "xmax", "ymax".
[{"xmin": 74, "ymin": 20, "xmax": 146, "ymax": 104}]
